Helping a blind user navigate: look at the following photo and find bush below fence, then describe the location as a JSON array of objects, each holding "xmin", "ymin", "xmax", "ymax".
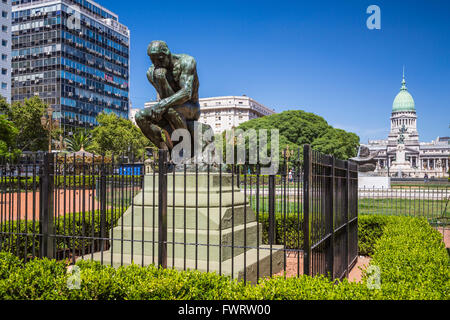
[
  {"xmin": 0, "ymin": 212, "xmax": 404, "ymax": 261},
  {"xmin": 0, "ymin": 209, "xmax": 123, "ymax": 260},
  {"xmin": 0, "ymin": 215, "xmax": 448, "ymax": 300},
  {"xmin": 0, "ymin": 176, "xmax": 143, "ymax": 191}
]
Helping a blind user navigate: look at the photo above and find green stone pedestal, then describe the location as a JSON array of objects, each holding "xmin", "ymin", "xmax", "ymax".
[{"xmin": 89, "ymin": 173, "xmax": 284, "ymax": 283}]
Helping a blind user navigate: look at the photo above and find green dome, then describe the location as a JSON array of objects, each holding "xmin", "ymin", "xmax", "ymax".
[{"xmin": 392, "ymin": 77, "xmax": 415, "ymax": 112}]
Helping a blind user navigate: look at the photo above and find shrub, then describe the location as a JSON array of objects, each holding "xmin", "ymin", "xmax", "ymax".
[
  {"xmin": 0, "ymin": 215, "xmax": 447, "ymax": 300},
  {"xmin": 358, "ymin": 215, "xmax": 398, "ymax": 256},
  {"xmin": 362, "ymin": 216, "xmax": 450, "ymax": 300},
  {"xmin": 0, "ymin": 209, "xmax": 123, "ymax": 259}
]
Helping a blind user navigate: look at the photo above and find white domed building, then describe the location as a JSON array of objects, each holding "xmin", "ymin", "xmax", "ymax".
[{"xmin": 364, "ymin": 72, "xmax": 449, "ymax": 178}]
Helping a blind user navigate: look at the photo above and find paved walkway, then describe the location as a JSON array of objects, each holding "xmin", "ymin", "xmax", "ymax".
[{"xmin": 0, "ymin": 189, "xmax": 102, "ymax": 221}]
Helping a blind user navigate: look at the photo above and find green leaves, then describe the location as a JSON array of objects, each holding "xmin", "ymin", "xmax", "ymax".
[
  {"xmin": 6, "ymin": 96, "xmax": 50, "ymax": 152},
  {"xmin": 65, "ymin": 129, "xmax": 93, "ymax": 152},
  {"xmin": 0, "ymin": 115, "xmax": 20, "ymax": 158},
  {"xmin": 90, "ymin": 112, "xmax": 153, "ymax": 157},
  {"xmin": 236, "ymin": 110, "xmax": 360, "ymax": 163},
  {"xmin": 366, "ymin": 216, "xmax": 450, "ymax": 300},
  {"xmin": 0, "ymin": 215, "xmax": 447, "ymax": 300}
]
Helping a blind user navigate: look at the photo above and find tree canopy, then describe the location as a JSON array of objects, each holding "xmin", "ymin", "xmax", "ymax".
[
  {"xmin": 0, "ymin": 115, "xmax": 20, "ymax": 158},
  {"xmin": 90, "ymin": 112, "xmax": 153, "ymax": 157},
  {"xmin": 65, "ymin": 129, "xmax": 93, "ymax": 152},
  {"xmin": 1, "ymin": 96, "xmax": 51, "ymax": 152},
  {"xmin": 235, "ymin": 110, "xmax": 360, "ymax": 162}
]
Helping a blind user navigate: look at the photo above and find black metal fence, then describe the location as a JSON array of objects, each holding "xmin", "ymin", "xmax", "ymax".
[
  {"xmin": 0, "ymin": 145, "xmax": 358, "ymax": 283},
  {"xmin": 303, "ymin": 145, "xmax": 359, "ymax": 279},
  {"xmin": 359, "ymin": 186, "xmax": 450, "ymax": 226}
]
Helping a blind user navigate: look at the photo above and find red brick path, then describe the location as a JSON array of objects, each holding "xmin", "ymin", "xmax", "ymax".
[{"xmin": 0, "ymin": 189, "xmax": 101, "ymax": 221}]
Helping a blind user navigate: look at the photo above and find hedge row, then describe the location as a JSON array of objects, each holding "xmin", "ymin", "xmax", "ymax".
[
  {"xmin": 0, "ymin": 209, "xmax": 123, "ymax": 259},
  {"xmin": 260, "ymin": 214, "xmax": 391, "ymax": 255},
  {"xmin": 0, "ymin": 215, "xmax": 448, "ymax": 300},
  {"xmin": 0, "ymin": 175, "xmax": 142, "ymax": 190},
  {"xmin": 364, "ymin": 216, "xmax": 450, "ymax": 299},
  {"xmin": 1, "ymin": 213, "xmax": 400, "ymax": 259}
]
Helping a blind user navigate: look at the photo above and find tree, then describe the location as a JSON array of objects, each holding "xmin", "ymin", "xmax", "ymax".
[
  {"xmin": 0, "ymin": 115, "xmax": 20, "ymax": 158},
  {"xmin": 234, "ymin": 110, "xmax": 360, "ymax": 164},
  {"xmin": 2, "ymin": 96, "xmax": 51, "ymax": 152},
  {"xmin": 90, "ymin": 112, "xmax": 152, "ymax": 157},
  {"xmin": 311, "ymin": 128, "xmax": 360, "ymax": 159},
  {"xmin": 65, "ymin": 129, "xmax": 93, "ymax": 152}
]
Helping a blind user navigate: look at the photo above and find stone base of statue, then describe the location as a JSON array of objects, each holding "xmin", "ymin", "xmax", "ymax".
[{"xmin": 88, "ymin": 173, "xmax": 284, "ymax": 283}]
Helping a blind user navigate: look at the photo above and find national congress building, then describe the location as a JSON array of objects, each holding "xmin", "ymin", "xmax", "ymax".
[{"xmin": 364, "ymin": 73, "xmax": 449, "ymax": 178}]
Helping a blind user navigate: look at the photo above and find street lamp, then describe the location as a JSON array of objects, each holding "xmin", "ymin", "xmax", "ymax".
[
  {"xmin": 282, "ymin": 145, "xmax": 294, "ymax": 178},
  {"xmin": 41, "ymin": 107, "xmax": 60, "ymax": 153}
]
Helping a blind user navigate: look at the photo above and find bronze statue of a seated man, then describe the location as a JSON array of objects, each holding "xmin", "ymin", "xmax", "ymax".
[{"xmin": 135, "ymin": 41, "xmax": 201, "ymax": 153}]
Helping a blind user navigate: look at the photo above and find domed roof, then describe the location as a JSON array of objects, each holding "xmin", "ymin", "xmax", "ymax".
[{"xmin": 393, "ymin": 75, "xmax": 415, "ymax": 112}]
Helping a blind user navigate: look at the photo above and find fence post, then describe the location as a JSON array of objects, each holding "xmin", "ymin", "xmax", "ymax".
[
  {"xmin": 99, "ymin": 159, "xmax": 107, "ymax": 251},
  {"xmin": 39, "ymin": 153, "xmax": 55, "ymax": 259},
  {"xmin": 303, "ymin": 145, "xmax": 311, "ymax": 276},
  {"xmin": 158, "ymin": 149, "xmax": 168, "ymax": 269},
  {"xmin": 268, "ymin": 174, "xmax": 276, "ymax": 245},
  {"xmin": 345, "ymin": 161, "xmax": 350, "ymax": 278},
  {"xmin": 328, "ymin": 156, "xmax": 335, "ymax": 279}
]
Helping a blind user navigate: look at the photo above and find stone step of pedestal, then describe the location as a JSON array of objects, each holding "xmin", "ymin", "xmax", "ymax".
[
  {"xmin": 141, "ymin": 173, "xmax": 241, "ymax": 193},
  {"xmin": 119, "ymin": 203, "xmax": 257, "ymax": 230},
  {"xmin": 84, "ymin": 244, "xmax": 285, "ymax": 284},
  {"xmin": 108, "ymin": 222, "xmax": 263, "ymax": 262},
  {"xmin": 132, "ymin": 190, "xmax": 249, "ymax": 207}
]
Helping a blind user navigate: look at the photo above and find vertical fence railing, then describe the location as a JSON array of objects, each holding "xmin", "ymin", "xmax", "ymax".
[
  {"xmin": 303, "ymin": 145, "xmax": 311, "ymax": 276},
  {"xmin": 158, "ymin": 149, "xmax": 168, "ymax": 269},
  {"xmin": 0, "ymin": 146, "xmax": 369, "ymax": 283},
  {"xmin": 39, "ymin": 153, "xmax": 55, "ymax": 259},
  {"xmin": 303, "ymin": 145, "xmax": 359, "ymax": 280}
]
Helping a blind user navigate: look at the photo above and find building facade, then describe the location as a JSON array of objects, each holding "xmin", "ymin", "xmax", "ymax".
[
  {"xmin": 11, "ymin": 0, "xmax": 129, "ymax": 134},
  {"xmin": 144, "ymin": 96, "xmax": 275, "ymax": 134},
  {"xmin": 128, "ymin": 107, "xmax": 139, "ymax": 125},
  {"xmin": 365, "ymin": 73, "xmax": 450, "ymax": 178},
  {"xmin": 0, "ymin": 0, "xmax": 11, "ymax": 102}
]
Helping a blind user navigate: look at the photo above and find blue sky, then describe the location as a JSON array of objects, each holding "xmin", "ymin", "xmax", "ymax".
[{"xmin": 102, "ymin": 0, "xmax": 449, "ymax": 143}]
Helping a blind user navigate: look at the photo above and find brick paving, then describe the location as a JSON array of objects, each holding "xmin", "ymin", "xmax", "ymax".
[{"xmin": 0, "ymin": 189, "xmax": 101, "ymax": 221}]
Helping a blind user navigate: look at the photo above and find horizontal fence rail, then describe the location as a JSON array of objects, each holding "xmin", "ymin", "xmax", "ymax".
[
  {"xmin": 358, "ymin": 186, "xmax": 450, "ymax": 226},
  {"xmin": 0, "ymin": 145, "xmax": 360, "ymax": 283}
]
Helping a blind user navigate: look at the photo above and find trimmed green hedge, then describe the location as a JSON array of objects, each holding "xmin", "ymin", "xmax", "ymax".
[
  {"xmin": 0, "ymin": 215, "xmax": 448, "ymax": 300},
  {"xmin": 0, "ymin": 214, "xmax": 413, "ymax": 260},
  {"xmin": 0, "ymin": 175, "xmax": 142, "ymax": 190},
  {"xmin": 358, "ymin": 215, "xmax": 394, "ymax": 256},
  {"xmin": 364, "ymin": 216, "xmax": 450, "ymax": 299},
  {"xmin": 0, "ymin": 209, "xmax": 123, "ymax": 259}
]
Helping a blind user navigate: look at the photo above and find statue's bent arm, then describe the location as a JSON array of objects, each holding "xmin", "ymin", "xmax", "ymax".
[{"xmin": 160, "ymin": 59, "xmax": 196, "ymax": 110}]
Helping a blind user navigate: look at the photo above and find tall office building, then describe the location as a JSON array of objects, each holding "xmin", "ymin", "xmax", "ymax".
[
  {"xmin": 0, "ymin": 0, "xmax": 11, "ymax": 102},
  {"xmin": 11, "ymin": 0, "xmax": 129, "ymax": 134}
]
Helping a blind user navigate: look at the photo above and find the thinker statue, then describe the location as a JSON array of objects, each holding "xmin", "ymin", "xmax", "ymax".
[{"xmin": 135, "ymin": 41, "xmax": 203, "ymax": 155}]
